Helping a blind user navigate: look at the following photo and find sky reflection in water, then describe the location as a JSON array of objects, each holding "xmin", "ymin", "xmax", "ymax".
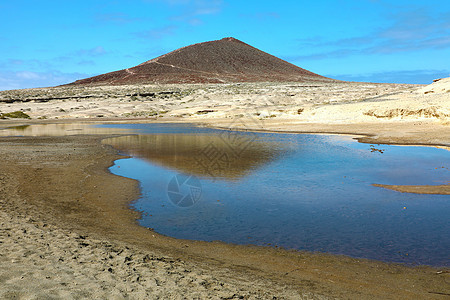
[{"xmin": 102, "ymin": 123, "xmax": 450, "ymax": 267}]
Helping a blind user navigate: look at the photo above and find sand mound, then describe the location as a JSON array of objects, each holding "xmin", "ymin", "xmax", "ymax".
[
  {"xmin": 364, "ymin": 106, "xmax": 449, "ymax": 119},
  {"xmin": 417, "ymin": 77, "xmax": 450, "ymax": 94}
]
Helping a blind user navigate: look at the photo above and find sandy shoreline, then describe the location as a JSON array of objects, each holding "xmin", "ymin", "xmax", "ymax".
[
  {"xmin": 0, "ymin": 119, "xmax": 449, "ymax": 299},
  {"xmin": 0, "ymin": 80, "xmax": 449, "ymax": 298},
  {"xmin": 0, "ymin": 134, "xmax": 312, "ymax": 299}
]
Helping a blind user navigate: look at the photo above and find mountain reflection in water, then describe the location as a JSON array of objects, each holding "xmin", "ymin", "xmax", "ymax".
[
  {"xmin": 103, "ymin": 133, "xmax": 286, "ymax": 180},
  {"xmin": 105, "ymin": 124, "xmax": 449, "ymax": 267}
]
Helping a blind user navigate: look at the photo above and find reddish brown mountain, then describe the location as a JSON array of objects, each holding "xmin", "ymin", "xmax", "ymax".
[{"xmin": 69, "ymin": 37, "xmax": 334, "ymax": 85}]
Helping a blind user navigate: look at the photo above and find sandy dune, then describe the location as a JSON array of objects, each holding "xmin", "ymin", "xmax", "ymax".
[{"xmin": 1, "ymin": 80, "xmax": 447, "ymax": 123}]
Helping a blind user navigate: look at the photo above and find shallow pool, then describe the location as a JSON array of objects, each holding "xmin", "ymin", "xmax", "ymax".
[{"xmin": 101, "ymin": 123, "xmax": 450, "ymax": 266}]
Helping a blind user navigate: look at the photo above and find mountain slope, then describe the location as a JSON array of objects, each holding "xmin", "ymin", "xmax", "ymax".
[{"xmin": 69, "ymin": 37, "xmax": 334, "ymax": 85}]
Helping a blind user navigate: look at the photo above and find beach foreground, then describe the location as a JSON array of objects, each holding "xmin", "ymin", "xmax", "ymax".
[{"xmin": 0, "ymin": 80, "xmax": 449, "ymax": 299}]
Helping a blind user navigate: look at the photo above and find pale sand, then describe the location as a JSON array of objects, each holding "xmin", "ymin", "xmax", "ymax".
[
  {"xmin": 0, "ymin": 79, "xmax": 449, "ymax": 298},
  {"xmin": 0, "ymin": 80, "xmax": 448, "ymax": 124},
  {"xmin": 0, "ymin": 211, "xmax": 306, "ymax": 299}
]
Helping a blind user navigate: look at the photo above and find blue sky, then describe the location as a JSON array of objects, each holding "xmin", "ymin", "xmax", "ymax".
[{"xmin": 1, "ymin": 0, "xmax": 449, "ymax": 90}]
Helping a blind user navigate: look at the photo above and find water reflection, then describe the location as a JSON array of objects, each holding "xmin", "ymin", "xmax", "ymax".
[
  {"xmin": 103, "ymin": 133, "xmax": 286, "ymax": 180},
  {"xmin": 2, "ymin": 122, "xmax": 448, "ymax": 266},
  {"xmin": 105, "ymin": 124, "xmax": 450, "ymax": 267},
  {"xmin": 0, "ymin": 123, "xmax": 130, "ymax": 136}
]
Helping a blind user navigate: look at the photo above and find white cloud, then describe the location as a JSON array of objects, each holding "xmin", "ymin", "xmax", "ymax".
[
  {"xmin": 240, "ymin": 12, "xmax": 280, "ymax": 21},
  {"xmin": 295, "ymin": 9, "xmax": 450, "ymax": 59},
  {"xmin": 77, "ymin": 46, "xmax": 107, "ymax": 56},
  {"xmin": 16, "ymin": 71, "xmax": 42, "ymax": 80},
  {"xmin": 0, "ymin": 70, "xmax": 91, "ymax": 91},
  {"xmin": 328, "ymin": 69, "xmax": 450, "ymax": 84},
  {"xmin": 137, "ymin": 25, "xmax": 177, "ymax": 39},
  {"xmin": 169, "ymin": 0, "xmax": 223, "ymax": 25},
  {"xmin": 0, "ymin": 58, "xmax": 52, "ymax": 70},
  {"xmin": 96, "ymin": 12, "xmax": 142, "ymax": 24}
]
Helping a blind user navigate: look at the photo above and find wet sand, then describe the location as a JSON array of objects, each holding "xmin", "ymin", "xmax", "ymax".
[{"xmin": 0, "ymin": 119, "xmax": 449, "ymax": 299}]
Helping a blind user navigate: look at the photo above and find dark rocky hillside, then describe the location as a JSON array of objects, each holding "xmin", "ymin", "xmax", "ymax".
[{"xmin": 68, "ymin": 37, "xmax": 335, "ymax": 85}]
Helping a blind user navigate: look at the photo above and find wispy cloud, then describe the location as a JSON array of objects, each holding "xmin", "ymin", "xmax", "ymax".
[
  {"xmin": 50, "ymin": 47, "xmax": 107, "ymax": 67},
  {"xmin": 297, "ymin": 36, "xmax": 374, "ymax": 48},
  {"xmin": 187, "ymin": 18, "xmax": 202, "ymax": 26},
  {"xmin": 135, "ymin": 0, "xmax": 222, "ymax": 39},
  {"xmin": 147, "ymin": 0, "xmax": 222, "ymax": 12},
  {"xmin": 144, "ymin": 0, "xmax": 222, "ymax": 17},
  {"xmin": 0, "ymin": 70, "xmax": 91, "ymax": 91},
  {"xmin": 169, "ymin": 0, "xmax": 223, "ymax": 25},
  {"xmin": 2, "ymin": 59, "xmax": 25, "ymax": 67},
  {"xmin": 283, "ymin": 49, "xmax": 358, "ymax": 61},
  {"xmin": 77, "ymin": 60, "xmax": 95, "ymax": 66},
  {"xmin": 328, "ymin": 69, "xmax": 450, "ymax": 84},
  {"xmin": 95, "ymin": 12, "xmax": 142, "ymax": 24},
  {"xmin": 136, "ymin": 25, "xmax": 177, "ymax": 39},
  {"xmin": 294, "ymin": 9, "xmax": 450, "ymax": 60},
  {"xmin": 0, "ymin": 58, "xmax": 53, "ymax": 70},
  {"xmin": 77, "ymin": 46, "xmax": 107, "ymax": 57},
  {"xmin": 145, "ymin": 0, "xmax": 190, "ymax": 4},
  {"xmin": 16, "ymin": 71, "xmax": 42, "ymax": 80},
  {"xmin": 240, "ymin": 12, "xmax": 280, "ymax": 21},
  {"xmin": 1, "ymin": 46, "xmax": 109, "ymax": 82}
]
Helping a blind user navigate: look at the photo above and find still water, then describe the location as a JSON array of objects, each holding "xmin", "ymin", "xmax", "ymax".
[{"xmin": 99, "ymin": 123, "xmax": 450, "ymax": 267}]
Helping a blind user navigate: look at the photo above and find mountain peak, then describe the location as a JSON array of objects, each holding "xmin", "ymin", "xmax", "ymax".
[
  {"xmin": 69, "ymin": 38, "xmax": 334, "ymax": 85},
  {"xmin": 220, "ymin": 37, "xmax": 243, "ymax": 43}
]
